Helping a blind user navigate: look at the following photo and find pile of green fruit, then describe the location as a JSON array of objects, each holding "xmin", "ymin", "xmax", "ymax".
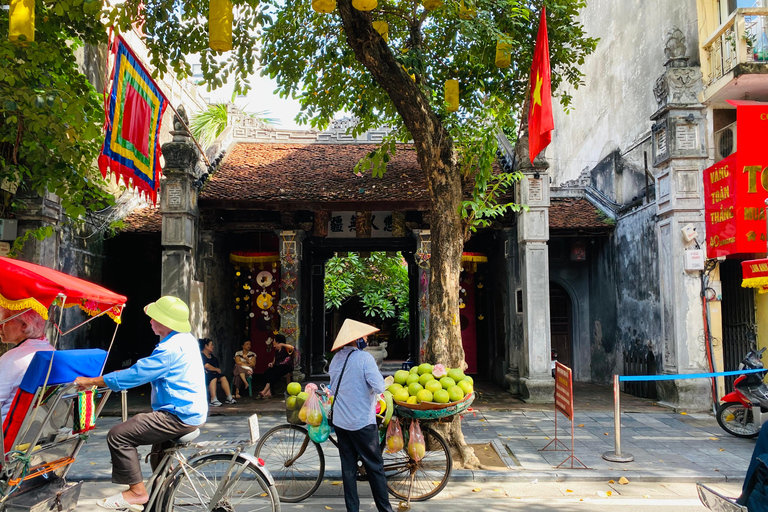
[
  {"xmin": 387, "ymin": 363, "xmax": 473, "ymax": 405},
  {"xmin": 285, "ymin": 382, "xmax": 311, "ymax": 425}
]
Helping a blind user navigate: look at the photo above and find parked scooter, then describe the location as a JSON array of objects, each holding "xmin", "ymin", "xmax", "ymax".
[{"xmin": 716, "ymin": 344, "xmax": 768, "ymax": 439}]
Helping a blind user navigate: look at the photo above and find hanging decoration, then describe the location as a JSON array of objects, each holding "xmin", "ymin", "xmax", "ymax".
[
  {"xmin": 209, "ymin": 0, "xmax": 234, "ymax": 52},
  {"xmin": 278, "ymin": 297, "xmax": 300, "ymax": 317},
  {"xmin": 372, "ymin": 21, "xmax": 389, "ymax": 42},
  {"xmin": 9, "ymin": 0, "xmax": 34, "ymax": 42},
  {"xmin": 423, "ymin": 0, "xmax": 443, "ymax": 10},
  {"xmin": 352, "ymin": 0, "xmax": 377, "ymax": 11},
  {"xmin": 458, "ymin": 0, "xmax": 476, "ymax": 19},
  {"xmin": 461, "ymin": 252, "xmax": 487, "ymax": 273},
  {"xmin": 230, "ymin": 251, "xmax": 280, "ymax": 266},
  {"xmin": 415, "ymin": 232, "xmax": 431, "ymax": 269},
  {"xmin": 445, "ymin": 79, "xmax": 459, "ymax": 112},
  {"xmin": 312, "ymin": 0, "xmax": 336, "ymax": 14},
  {"xmin": 256, "ymin": 271, "xmax": 274, "ymax": 288},
  {"xmin": 495, "ymin": 37, "xmax": 512, "ymax": 68},
  {"xmin": 280, "ymin": 272, "xmax": 297, "ymax": 292}
]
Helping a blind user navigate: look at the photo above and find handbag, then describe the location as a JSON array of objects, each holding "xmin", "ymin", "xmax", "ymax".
[{"xmin": 328, "ymin": 351, "xmax": 353, "ymax": 427}]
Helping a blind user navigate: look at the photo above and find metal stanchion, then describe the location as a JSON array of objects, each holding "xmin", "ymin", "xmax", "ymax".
[
  {"xmin": 602, "ymin": 374, "xmax": 634, "ymax": 462},
  {"xmin": 121, "ymin": 389, "xmax": 128, "ymax": 422}
]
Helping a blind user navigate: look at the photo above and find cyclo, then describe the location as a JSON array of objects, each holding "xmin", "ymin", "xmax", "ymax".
[
  {"xmin": 0, "ymin": 256, "xmax": 280, "ymax": 512},
  {"xmin": 255, "ymin": 381, "xmax": 474, "ymax": 509}
]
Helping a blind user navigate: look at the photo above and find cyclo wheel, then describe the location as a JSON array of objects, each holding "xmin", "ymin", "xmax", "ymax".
[
  {"xmin": 163, "ymin": 453, "xmax": 280, "ymax": 512},
  {"xmin": 381, "ymin": 426, "xmax": 452, "ymax": 502},
  {"xmin": 255, "ymin": 424, "xmax": 325, "ymax": 502},
  {"xmin": 716, "ymin": 401, "xmax": 760, "ymax": 438}
]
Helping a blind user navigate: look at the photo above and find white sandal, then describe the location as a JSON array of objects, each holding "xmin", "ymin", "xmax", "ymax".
[{"xmin": 96, "ymin": 492, "xmax": 145, "ymax": 511}]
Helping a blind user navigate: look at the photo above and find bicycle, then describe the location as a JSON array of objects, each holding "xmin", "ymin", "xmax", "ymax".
[{"xmin": 141, "ymin": 414, "xmax": 281, "ymax": 512}]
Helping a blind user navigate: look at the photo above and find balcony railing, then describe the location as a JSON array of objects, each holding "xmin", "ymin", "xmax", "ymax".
[{"xmin": 702, "ymin": 7, "xmax": 768, "ymax": 86}]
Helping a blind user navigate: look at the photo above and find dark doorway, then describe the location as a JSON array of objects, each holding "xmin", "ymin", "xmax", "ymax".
[
  {"xmin": 549, "ymin": 282, "xmax": 573, "ymax": 369},
  {"xmin": 721, "ymin": 259, "xmax": 756, "ymax": 389}
]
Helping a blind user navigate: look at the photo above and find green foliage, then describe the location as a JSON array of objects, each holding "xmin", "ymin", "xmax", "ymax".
[
  {"xmin": 0, "ymin": 0, "xmax": 113, "ymax": 228},
  {"xmin": 190, "ymin": 103, "xmax": 278, "ymax": 149},
  {"xmin": 9, "ymin": 225, "xmax": 54, "ymax": 257},
  {"xmin": 325, "ymin": 252, "xmax": 410, "ymax": 339}
]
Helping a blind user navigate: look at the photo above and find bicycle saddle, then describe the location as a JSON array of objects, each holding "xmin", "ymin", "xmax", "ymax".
[{"xmin": 172, "ymin": 429, "xmax": 200, "ymax": 444}]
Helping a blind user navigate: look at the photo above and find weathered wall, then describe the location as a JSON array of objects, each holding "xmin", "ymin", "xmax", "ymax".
[
  {"xmin": 549, "ymin": 0, "xmax": 699, "ymax": 187},
  {"xmin": 587, "ymin": 234, "xmax": 618, "ymax": 384}
]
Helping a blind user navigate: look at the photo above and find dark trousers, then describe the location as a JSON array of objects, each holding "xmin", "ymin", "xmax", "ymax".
[
  {"xmin": 107, "ymin": 410, "xmax": 198, "ymax": 485},
  {"xmin": 335, "ymin": 424, "xmax": 394, "ymax": 512},
  {"xmin": 264, "ymin": 364, "xmax": 293, "ymax": 392},
  {"xmin": 740, "ymin": 425, "xmax": 768, "ymax": 507}
]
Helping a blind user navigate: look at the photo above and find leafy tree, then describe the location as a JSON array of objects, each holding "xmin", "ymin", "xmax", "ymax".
[
  {"xmin": 325, "ymin": 252, "xmax": 410, "ymax": 339},
  {"xmin": 190, "ymin": 103, "xmax": 277, "ymax": 148}
]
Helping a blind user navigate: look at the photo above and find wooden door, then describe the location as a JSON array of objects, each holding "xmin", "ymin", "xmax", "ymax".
[{"xmin": 549, "ymin": 283, "xmax": 572, "ymax": 369}]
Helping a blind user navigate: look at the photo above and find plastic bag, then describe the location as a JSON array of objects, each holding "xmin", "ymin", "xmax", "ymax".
[
  {"xmin": 407, "ymin": 420, "xmax": 425, "ymax": 461},
  {"xmin": 299, "ymin": 383, "xmax": 322, "ymax": 426},
  {"xmin": 308, "ymin": 402, "xmax": 330, "ymax": 443},
  {"xmin": 384, "ymin": 417, "xmax": 404, "ymax": 454}
]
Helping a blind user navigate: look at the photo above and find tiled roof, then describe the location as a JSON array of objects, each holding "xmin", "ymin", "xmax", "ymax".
[
  {"xmin": 121, "ymin": 207, "xmax": 161, "ymax": 233},
  {"xmin": 200, "ymin": 143, "xmax": 429, "ymax": 208},
  {"xmin": 549, "ymin": 198, "xmax": 615, "ymax": 232}
]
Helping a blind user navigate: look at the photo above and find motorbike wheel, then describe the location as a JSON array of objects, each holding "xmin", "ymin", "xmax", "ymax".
[{"xmin": 716, "ymin": 401, "xmax": 760, "ymax": 438}]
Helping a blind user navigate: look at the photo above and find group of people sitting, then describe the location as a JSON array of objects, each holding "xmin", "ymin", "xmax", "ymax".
[{"xmin": 199, "ymin": 335, "xmax": 296, "ymax": 406}]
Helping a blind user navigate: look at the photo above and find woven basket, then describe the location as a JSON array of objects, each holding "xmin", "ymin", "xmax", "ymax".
[{"xmin": 393, "ymin": 392, "xmax": 474, "ymax": 420}]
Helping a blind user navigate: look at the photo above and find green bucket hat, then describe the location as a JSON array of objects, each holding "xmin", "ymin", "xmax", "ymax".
[{"xmin": 144, "ymin": 296, "xmax": 192, "ymax": 333}]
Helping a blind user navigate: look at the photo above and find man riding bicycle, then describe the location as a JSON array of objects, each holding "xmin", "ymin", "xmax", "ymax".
[{"xmin": 75, "ymin": 296, "xmax": 207, "ymax": 512}]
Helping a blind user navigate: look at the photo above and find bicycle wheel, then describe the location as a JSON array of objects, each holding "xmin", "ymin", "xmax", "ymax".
[
  {"xmin": 382, "ymin": 426, "xmax": 452, "ymax": 502},
  {"xmin": 255, "ymin": 424, "xmax": 325, "ymax": 502},
  {"xmin": 717, "ymin": 401, "xmax": 760, "ymax": 438},
  {"xmin": 163, "ymin": 453, "xmax": 280, "ymax": 512}
]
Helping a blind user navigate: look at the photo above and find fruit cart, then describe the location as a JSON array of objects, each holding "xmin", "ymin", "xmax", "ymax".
[{"xmin": 255, "ymin": 383, "xmax": 474, "ymax": 508}]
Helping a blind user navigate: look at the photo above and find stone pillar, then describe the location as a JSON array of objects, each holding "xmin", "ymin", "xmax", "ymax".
[
  {"xmin": 650, "ymin": 28, "xmax": 711, "ymax": 410},
  {"xmin": 413, "ymin": 229, "xmax": 431, "ymax": 364},
  {"xmin": 276, "ymin": 229, "xmax": 306, "ymax": 382},
  {"xmin": 13, "ymin": 189, "xmax": 61, "ymax": 267},
  {"xmin": 160, "ymin": 106, "xmax": 201, "ymax": 308},
  {"xmin": 514, "ymin": 120, "xmax": 554, "ymax": 403}
]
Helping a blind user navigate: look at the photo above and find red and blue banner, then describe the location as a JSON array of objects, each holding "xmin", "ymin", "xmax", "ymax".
[{"xmin": 98, "ymin": 35, "xmax": 168, "ymax": 204}]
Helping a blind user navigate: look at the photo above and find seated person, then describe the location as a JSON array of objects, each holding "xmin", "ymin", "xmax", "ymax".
[
  {"xmin": 0, "ymin": 307, "xmax": 55, "ymax": 419},
  {"xmin": 258, "ymin": 335, "xmax": 295, "ymax": 398},
  {"xmin": 200, "ymin": 338, "xmax": 235, "ymax": 406},
  {"xmin": 232, "ymin": 340, "xmax": 256, "ymax": 399}
]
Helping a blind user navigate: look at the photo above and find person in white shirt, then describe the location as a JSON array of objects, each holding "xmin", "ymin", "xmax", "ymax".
[{"xmin": 0, "ymin": 307, "xmax": 55, "ymax": 418}]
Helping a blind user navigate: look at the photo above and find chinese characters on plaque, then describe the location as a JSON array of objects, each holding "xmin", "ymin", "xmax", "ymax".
[{"xmin": 327, "ymin": 212, "xmax": 394, "ymax": 238}]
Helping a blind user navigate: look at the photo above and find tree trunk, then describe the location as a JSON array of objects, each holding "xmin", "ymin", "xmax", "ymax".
[{"xmin": 337, "ymin": 0, "xmax": 480, "ymax": 468}]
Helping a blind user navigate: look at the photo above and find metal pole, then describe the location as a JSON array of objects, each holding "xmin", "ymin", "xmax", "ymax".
[
  {"xmin": 121, "ymin": 390, "xmax": 128, "ymax": 423},
  {"xmin": 602, "ymin": 374, "xmax": 634, "ymax": 462}
]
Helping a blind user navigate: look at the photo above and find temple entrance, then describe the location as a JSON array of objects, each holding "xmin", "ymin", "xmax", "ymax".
[{"xmin": 549, "ymin": 282, "xmax": 573, "ymax": 369}]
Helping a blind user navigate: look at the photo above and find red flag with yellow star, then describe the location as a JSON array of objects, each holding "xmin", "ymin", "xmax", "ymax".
[{"xmin": 528, "ymin": 7, "xmax": 553, "ymax": 163}]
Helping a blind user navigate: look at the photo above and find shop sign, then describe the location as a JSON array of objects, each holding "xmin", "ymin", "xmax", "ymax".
[
  {"xmin": 327, "ymin": 211, "xmax": 393, "ymax": 238},
  {"xmin": 704, "ymin": 101, "xmax": 768, "ymax": 257}
]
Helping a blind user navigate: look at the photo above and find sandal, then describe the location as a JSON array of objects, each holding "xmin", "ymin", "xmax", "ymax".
[{"xmin": 97, "ymin": 492, "xmax": 145, "ymax": 511}]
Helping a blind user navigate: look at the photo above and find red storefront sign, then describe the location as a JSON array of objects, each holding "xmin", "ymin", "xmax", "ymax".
[{"xmin": 704, "ymin": 100, "xmax": 768, "ymax": 258}]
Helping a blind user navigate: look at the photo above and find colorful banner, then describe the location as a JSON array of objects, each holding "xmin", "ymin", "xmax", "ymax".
[
  {"xmin": 704, "ymin": 100, "xmax": 768, "ymax": 257},
  {"xmin": 98, "ymin": 35, "xmax": 168, "ymax": 204},
  {"xmin": 741, "ymin": 258, "xmax": 768, "ymax": 293}
]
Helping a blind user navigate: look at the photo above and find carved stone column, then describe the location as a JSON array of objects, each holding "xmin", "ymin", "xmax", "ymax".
[
  {"xmin": 650, "ymin": 28, "xmax": 711, "ymax": 410},
  {"xmin": 160, "ymin": 107, "xmax": 201, "ymax": 312},
  {"xmin": 276, "ymin": 229, "xmax": 306, "ymax": 382}
]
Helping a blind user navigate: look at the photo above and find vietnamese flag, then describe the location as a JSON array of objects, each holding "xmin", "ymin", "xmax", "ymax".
[{"xmin": 528, "ymin": 7, "xmax": 553, "ymax": 163}]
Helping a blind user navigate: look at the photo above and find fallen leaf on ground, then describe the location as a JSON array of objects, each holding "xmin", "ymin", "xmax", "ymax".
[
  {"xmin": 643, "ymin": 495, "xmax": 651, "ymax": 499},
  {"xmin": 578, "ymin": 424, "xmax": 584, "ymax": 427},
  {"xmin": 493, "ymin": 489, "xmax": 502, "ymax": 493},
  {"xmin": 719, "ymin": 448, "xmax": 725, "ymax": 452},
  {"xmin": 472, "ymin": 488, "xmax": 481, "ymax": 492},
  {"xmin": 597, "ymin": 491, "xmax": 612, "ymax": 498},
  {"xmin": 680, "ymin": 412, "xmax": 687, "ymax": 415},
  {"xmin": 566, "ymin": 489, "xmax": 573, "ymax": 493},
  {"xmin": 544, "ymin": 437, "xmax": 550, "ymax": 440},
  {"xmin": 709, "ymin": 437, "xmax": 719, "ymax": 441},
  {"xmin": 332, "ymin": 481, "xmax": 342, "ymax": 485},
  {"xmin": 618, "ymin": 477, "xmax": 629, "ymax": 485},
  {"xmin": 325, "ymin": 507, "xmax": 333, "ymax": 510},
  {"xmin": 604, "ymin": 433, "xmax": 609, "ymax": 436},
  {"xmin": 608, "ymin": 480, "xmax": 615, "ymax": 484},
  {"xmin": 259, "ymin": 493, "xmax": 267, "ymax": 497},
  {"xmin": 432, "ymin": 481, "xmax": 441, "ymax": 486}
]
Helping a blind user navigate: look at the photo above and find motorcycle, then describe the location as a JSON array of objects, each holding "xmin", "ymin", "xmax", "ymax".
[{"xmin": 716, "ymin": 344, "xmax": 768, "ymax": 439}]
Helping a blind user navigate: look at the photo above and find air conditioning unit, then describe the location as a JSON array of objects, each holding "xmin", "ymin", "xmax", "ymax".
[
  {"xmin": 0, "ymin": 219, "xmax": 18, "ymax": 241},
  {"xmin": 715, "ymin": 121, "xmax": 737, "ymax": 161}
]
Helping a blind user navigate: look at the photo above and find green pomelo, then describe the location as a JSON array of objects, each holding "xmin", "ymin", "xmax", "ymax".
[
  {"xmin": 416, "ymin": 389, "xmax": 433, "ymax": 403},
  {"xmin": 448, "ymin": 385, "xmax": 465, "ymax": 402},
  {"xmin": 447, "ymin": 368, "xmax": 465, "ymax": 382},
  {"xmin": 457, "ymin": 380, "xmax": 473, "ymax": 395},
  {"xmin": 388, "ymin": 383, "xmax": 404, "ymax": 394},
  {"xmin": 393, "ymin": 388, "xmax": 410, "ymax": 403},
  {"xmin": 297, "ymin": 391, "xmax": 309, "ymax": 401},
  {"xmin": 418, "ymin": 373, "xmax": 435, "ymax": 386},
  {"xmin": 394, "ymin": 370, "xmax": 410, "ymax": 385},
  {"xmin": 463, "ymin": 375, "xmax": 474, "ymax": 385},
  {"xmin": 406, "ymin": 373, "xmax": 421, "ymax": 386},
  {"xmin": 406, "ymin": 395, "xmax": 419, "ymax": 404},
  {"xmin": 418, "ymin": 363, "xmax": 434, "ymax": 375},
  {"xmin": 285, "ymin": 396, "xmax": 297, "ymax": 410},
  {"xmin": 439, "ymin": 377, "xmax": 456, "ymax": 390},
  {"xmin": 407, "ymin": 382, "xmax": 424, "ymax": 396},
  {"xmin": 409, "ymin": 366, "xmax": 419, "ymax": 374},
  {"xmin": 287, "ymin": 382, "xmax": 302, "ymax": 396},
  {"xmin": 433, "ymin": 389, "xmax": 450, "ymax": 403},
  {"xmin": 425, "ymin": 380, "xmax": 443, "ymax": 394}
]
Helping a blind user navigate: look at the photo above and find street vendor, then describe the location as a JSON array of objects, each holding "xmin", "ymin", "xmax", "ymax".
[
  {"xmin": 75, "ymin": 296, "xmax": 207, "ymax": 512},
  {"xmin": 0, "ymin": 307, "xmax": 55, "ymax": 418},
  {"xmin": 329, "ymin": 318, "xmax": 393, "ymax": 512}
]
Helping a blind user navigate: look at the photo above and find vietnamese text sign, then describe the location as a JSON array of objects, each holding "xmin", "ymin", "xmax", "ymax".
[
  {"xmin": 327, "ymin": 212, "xmax": 393, "ymax": 238},
  {"xmin": 554, "ymin": 362, "xmax": 574, "ymax": 420}
]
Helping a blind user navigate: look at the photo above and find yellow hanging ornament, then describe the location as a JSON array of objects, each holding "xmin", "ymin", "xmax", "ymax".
[
  {"xmin": 312, "ymin": 0, "xmax": 336, "ymax": 14},
  {"xmin": 209, "ymin": 0, "xmax": 233, "ymax": 52},
  {"xmin": 401, "ymin": 64, "xmax": 416, "ymax": 82},
  {"xmin": 9, "ymin": 0, "xmax": 35, "ymax": 43},
  {"xmin": 459, "ymin": 0, "xmax": 476, "ymax": 19},
  {"xmin": 423, "ymin": 0, "xmax": 443, "ymax": 10},
  {"xmin": 445, "ymin": 79, "xmax": 459, "ymax": 112},
  {"xmin": 495, "ymin": 38, "xmax": 512, "ymax": 68},
  {"xmin": 352, "ymin": 0, "xmax": 377, "ymax": 11},
  {"xmin": 372, "ymin": 21, "xmax": 388, "ymax": 42}
]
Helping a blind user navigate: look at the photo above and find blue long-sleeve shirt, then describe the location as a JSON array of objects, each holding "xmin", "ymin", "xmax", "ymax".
[
  {"xmin": 329, "ymin": 346, "xmax": 384, "ymax": 431},
  {"xmin": 103, "ymin": 331, "xmax": 208, "ymax": 426}
]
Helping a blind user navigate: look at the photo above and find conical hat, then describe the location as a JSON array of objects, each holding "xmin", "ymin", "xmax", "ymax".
[{"xmin": 331, "ymin": 319, "xmax": 379, "ymax": 351}]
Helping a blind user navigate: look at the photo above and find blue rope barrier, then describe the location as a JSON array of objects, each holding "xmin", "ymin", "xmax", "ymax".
[{"xmin": 618, "ymin": 368, "xmax": 765, "ymax": 382}]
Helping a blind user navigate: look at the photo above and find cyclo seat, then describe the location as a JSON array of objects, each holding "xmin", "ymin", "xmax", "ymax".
[{"xmin": 172, "ymin": 429, "xmax": 200, "ymax": 444}]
